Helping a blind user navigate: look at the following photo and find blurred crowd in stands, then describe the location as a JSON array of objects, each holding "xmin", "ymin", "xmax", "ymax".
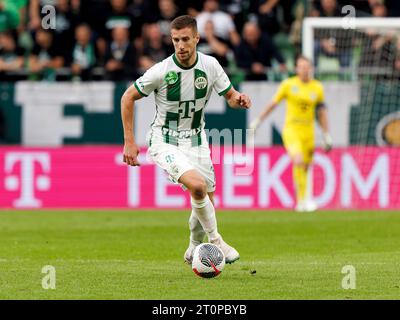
[{"xmin": 0, "ymin": 0, "xmax": 399, "ymax": 82}]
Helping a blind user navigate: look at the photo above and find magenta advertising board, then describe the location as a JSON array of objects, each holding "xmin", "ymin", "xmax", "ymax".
[{"xmin": 1, "ymin": 146, "xmax": 398, "ymax": 209}]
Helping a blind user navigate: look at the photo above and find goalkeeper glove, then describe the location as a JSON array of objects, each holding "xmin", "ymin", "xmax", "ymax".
[
  {"xmin": 322, "ymin": 132, "xmax": 333, "ymax": 152},
  {"xmin": 249, "ymin": 118, "xmax": 261, "ymax": 131},
  {"xmin": 247, "ymin": 118, "xmax": 261, "ymax": 147}
]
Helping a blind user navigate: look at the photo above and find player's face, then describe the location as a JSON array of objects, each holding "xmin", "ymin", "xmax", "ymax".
[
  {"xmin": 296, "ymin": 58, "xmax": 313, "ymax": 81},
  {"xmin": 171, "ymin": 27, "xmax": 199, "ymax": 65}
]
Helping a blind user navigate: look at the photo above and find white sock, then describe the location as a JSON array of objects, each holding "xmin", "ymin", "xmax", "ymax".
[
  {"xmin": 191, "ymin": 195, "xmax": 220, "ymax": 241},
  {"xmin": 188, "ymin": 210, "xmax": 205, "ymax": 244}
]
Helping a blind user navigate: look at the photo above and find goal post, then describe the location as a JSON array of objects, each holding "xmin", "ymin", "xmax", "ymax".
[{"xmin": 302, "ymin": 17, "xmax": 400, "ymax": 63}]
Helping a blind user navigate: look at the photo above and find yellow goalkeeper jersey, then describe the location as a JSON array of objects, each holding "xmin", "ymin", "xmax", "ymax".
[{"xmin": 273, "ymin": 76, "xmax": 325, "ymax": 133}]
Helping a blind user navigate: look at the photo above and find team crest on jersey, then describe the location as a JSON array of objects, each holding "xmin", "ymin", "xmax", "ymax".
[
  {"xmin": 310, "ymin": 92, "xmax": 317, "ymax": 101},
  {"xmin": 195, "ymin": 76, "xmax": 208, "ymax": 89},
  {"xmin": 291, "ymin": 85, "xmax": 299, "ymax": 93},
  {"xmin": 165, "ymin": 71, "xmax": 179, "ymax": 85}
]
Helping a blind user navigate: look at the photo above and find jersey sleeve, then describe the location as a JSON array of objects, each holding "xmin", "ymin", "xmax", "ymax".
[
  {"xmin": 212, "ymin": 58, "xmax": 232, "ymax": 96},
  {"xmin": 134, "ymin": 63, "xmax": 161, "ymax": 97},
  {"xmin": 272, "ymin": 79, "xmax": 289, "ymax": 103}
]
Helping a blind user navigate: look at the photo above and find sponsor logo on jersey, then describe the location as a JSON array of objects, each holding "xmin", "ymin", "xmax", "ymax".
[
  {"xmin": 165, "ymin": 71, "xmax": 179, "ymax": 85},
  {"xmin": 195, "ymin": 76, "xmax": 208, "ymax": 90},
  {"xmin": 162, "ymin": 127, "xmax": 202, "ymax": 139}
]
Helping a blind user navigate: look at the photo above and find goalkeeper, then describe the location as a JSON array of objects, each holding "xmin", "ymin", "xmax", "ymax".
[{"xmin": 250, "ymin": 56, "xmax": 332, "ymax": 212}]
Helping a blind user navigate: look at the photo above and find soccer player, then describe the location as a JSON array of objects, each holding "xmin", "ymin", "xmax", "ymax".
[
  {"xmin": 250, "ymin": 56, "xmax": 332, "ymax": 212},
  {"xmin": 121, "ymin": 15, "xmax": 251, "ymax": 264}
]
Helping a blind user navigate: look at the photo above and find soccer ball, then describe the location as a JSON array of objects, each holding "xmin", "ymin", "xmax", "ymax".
[{"xmin": 192, "ymin": 243, "xmax": 225, "ymax": 278}]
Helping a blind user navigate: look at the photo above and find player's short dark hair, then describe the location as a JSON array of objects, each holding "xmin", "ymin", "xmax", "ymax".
[{"xmin": 170, "ymin": 15, "xmax": 198, "ymax": 33}]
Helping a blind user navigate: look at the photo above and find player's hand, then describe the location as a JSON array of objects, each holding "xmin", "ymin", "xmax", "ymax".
[
  {"xmin": 123, "ymin": 141, "xmax": 140, "ymax": 166},
  {"xmin": 237, "ymin": 93, "xmax": 251, "ymax": 109},
  {"xmin": 249, "ymin": 118, "xmax": 261, "ymax": 131},
  {"xmin": 247, "ymin": 118, "xmax": 261, "ymax": 147},
  {"xmin": 322, "ymin": 132, "xmax": 333, "ymax": 153}
]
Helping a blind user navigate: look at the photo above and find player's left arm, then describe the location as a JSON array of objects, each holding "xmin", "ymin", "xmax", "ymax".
[
  {"xmin": 212, "ymin": 57, "xmax": 251, "ymax": 109},
  {"xmin": 316, "ymin": 103, "xmax": 332, "ymax": 152},
  {"xmin": 223, "ymin": 87, "xmax": 252, "ymax": 109},
  {"xmin": 315, "ymin": 83, "xmax": 332, "ymax": 152}
]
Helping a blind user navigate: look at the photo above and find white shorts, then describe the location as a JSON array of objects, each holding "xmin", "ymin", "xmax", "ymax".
[{"xmin": 148, "ymin": 133, "xmax": 216, "ymax": 192}]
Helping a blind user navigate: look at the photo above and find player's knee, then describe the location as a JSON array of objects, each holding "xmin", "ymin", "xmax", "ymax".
[
  {"xmin": 292, "ymin": 154, "xmax": 304, "ymax": 166},
  {"xmin": 191, "ymin": 180, "xmax": 207, "ymax": 200}
]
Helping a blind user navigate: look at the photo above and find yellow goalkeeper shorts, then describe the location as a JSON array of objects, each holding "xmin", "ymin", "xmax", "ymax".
[{"xmin": 282, "ymin": 128, "xmax": 315, "ymax": 165}]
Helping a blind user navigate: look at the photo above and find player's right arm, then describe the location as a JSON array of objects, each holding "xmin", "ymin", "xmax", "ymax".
[
  {"xmin": 249, "ymin": 100, "xmax": 279, "ymax": 130},
  {"xmin": 121, "ymin": 62, "xmax": 161, "ymax": 166},
  {"xmin": 249, "ymin": 79, "xmax": 288, "ymax": 130},
  {"xmin": 121, "ymin": 84, "xmax": 144, "ymax": 166}
]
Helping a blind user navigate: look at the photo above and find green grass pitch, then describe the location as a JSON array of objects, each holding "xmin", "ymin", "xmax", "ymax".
[{"xmin": 0, "ymin": 210, "xmax": 399, "ymax": 300}]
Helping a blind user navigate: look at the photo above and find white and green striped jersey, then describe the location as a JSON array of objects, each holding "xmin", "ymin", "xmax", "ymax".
[{"xmin": 134, "ymin": 52, "xmax": 232, "ymax": 146}]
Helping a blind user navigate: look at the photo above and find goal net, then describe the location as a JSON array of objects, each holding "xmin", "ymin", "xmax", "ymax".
[{"xmin": 302, "ymin": 17, "xmax": 400, "ymax": 209}]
